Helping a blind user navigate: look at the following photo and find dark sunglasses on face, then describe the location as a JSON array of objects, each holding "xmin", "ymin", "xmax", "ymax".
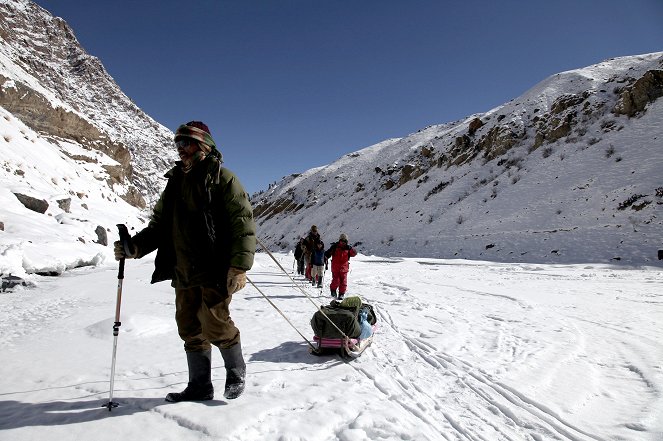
[{"xmin": 175, "ymin": 139, "xmax": 194, "ymax": 149}]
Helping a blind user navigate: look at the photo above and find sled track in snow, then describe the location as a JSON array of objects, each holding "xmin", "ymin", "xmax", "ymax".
[{"xmin": 358, "ymin": 294, "xmax": 603, "ymax": 441}]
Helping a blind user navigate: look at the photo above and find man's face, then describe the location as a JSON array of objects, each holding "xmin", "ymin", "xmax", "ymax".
[{"xmin": 176, "ymin": 138, "xmax": 200, "ymax": 161}]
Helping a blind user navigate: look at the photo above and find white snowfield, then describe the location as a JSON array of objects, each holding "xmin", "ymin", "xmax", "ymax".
[{"xmin": 0, "ymin": 252, "xmax": 661, "ymax": 441}]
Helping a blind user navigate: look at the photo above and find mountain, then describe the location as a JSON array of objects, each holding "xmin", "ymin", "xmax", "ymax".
[
  {"xmin": 1, "ymin": 0, "xmax": 661, "ymax": 289},
  {"xmin": 251, "ymin": 52, "xmax": 663, "ymax": 265},
  {"xmin": 0, "ymin": 0, "xmax": 176, "ymax": 283},
  {"xmin": 0, "ymin": 0, "xmax": 176, "ymax": 209}
]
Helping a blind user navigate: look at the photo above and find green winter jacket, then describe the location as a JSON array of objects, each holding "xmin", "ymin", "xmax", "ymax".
[{"xmin": 132, "ymin": 155, "xmax": 256, "ymax": 288}]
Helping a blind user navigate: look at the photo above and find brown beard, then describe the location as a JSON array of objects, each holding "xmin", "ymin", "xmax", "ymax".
[{"xmin": 181, "ymin": 151, "xmax": 207, "ymax": 173}]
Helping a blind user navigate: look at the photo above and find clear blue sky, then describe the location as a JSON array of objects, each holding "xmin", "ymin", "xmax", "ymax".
[{"xmin": 33, "ymin": 0, "xmax": 663, "ymax": 195}]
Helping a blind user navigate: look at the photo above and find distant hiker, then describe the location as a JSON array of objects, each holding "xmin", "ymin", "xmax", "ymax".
[
  {"xmin": 113, "ymin": 121, "xmax": 255, "ymax": 402},
  {"xmin": 303, "ymin": 225, "xmax": 321, "ymax": 280},
  {"xmin": 294, "ymin": 238, "xmax": 305, "ymax": 275},
  {"xmin": 324, "ymin": 233, "xmax": 357, "ymax": 300},
  {"xmin": 310, "ymin": 240, "xmax": 327, "ymax": 288}
]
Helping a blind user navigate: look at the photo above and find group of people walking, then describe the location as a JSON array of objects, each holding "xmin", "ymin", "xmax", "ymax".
[{"xmin": 294, "ymin": 225, "xmax": 357, "ymax": 300}]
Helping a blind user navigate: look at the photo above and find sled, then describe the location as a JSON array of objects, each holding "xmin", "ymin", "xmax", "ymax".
[
  {"xmin": 310, "ymin": 296, "xmax": 377, "ymax": 358},
  {"xmin": 311, "ymin": 324, "xmax": 376, "ymax": 358}
]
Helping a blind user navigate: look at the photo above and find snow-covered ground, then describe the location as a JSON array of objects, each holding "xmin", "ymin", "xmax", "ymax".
[{"xmin": 1, "ymin": 251, "xmax": 661, "ymax": 441}]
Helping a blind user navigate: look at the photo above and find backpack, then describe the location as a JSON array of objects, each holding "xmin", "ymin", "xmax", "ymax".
[{"xmin": 311, "ymin": 300, "xmax": 376, "ymax": 339}]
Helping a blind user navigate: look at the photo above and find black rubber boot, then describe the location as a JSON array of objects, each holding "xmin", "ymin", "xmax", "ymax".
[
  {"xmin": 165, "ymin": 350, "xmax": 214, "ymax": 402},
  {"xmin": 220, "ymin": 342, "xmax": 246, "ymax": 400},
  {"xmin": 331, "ymin": 289, "xmax": 337, "ymax": 298}
]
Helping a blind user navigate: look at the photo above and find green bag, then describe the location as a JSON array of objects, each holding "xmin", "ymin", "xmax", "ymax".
[
  {"xmin": 311, "ymin": 303, "xmax": 361, "ymax": 339},
  {"xmin": 311, "ymin": 297, "xmax": 376, "ymax": 339}
]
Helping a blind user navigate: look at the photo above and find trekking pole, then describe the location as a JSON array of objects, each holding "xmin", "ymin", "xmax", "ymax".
[{"xmin": 102, "ymin": 224, "xmax": 131, "ymax": 411}]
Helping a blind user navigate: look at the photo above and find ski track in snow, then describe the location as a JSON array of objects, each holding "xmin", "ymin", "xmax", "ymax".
[
  {"xmin": 350, "ymin": 260, "xmax": 662, "ymax": 440},
  {"xmin": 357, "ymin": 287, "xmax": 592, "ymax": 440}
]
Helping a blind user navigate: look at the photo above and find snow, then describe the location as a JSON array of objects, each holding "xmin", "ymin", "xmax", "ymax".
[
  {"xmin": 0, "ymin": 252, "xmax": 662, "ymax": 440},
  {"xmin": 0, "ymin": 106, "xmax": 147, "ymax": 280}
]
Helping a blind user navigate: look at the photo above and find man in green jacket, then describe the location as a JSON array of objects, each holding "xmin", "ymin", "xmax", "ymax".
[{"xmin": 114, "ymin": 121, "xmax": 256, "ymax": 402}]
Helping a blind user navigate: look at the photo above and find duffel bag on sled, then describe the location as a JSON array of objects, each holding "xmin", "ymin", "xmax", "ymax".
[{"xmin": 310, "ymin": 296, "xmax": 377, "ymax": 357}]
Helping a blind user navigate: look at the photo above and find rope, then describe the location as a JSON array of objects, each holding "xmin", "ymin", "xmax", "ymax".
[
  {"xmin": 257, "ymin": 238, "xmax": 319, "ymax": 307},
  {"xmin": 247, "ymin": 276, "xmax": 317, "ymax": 351},
  {"xmin": 255, "ymin": 237, "xmax": 352, "ymax": 341}
]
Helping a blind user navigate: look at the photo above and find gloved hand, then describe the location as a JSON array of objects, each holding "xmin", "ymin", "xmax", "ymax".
[
  {"xmin": 113, "ymin": 239, "xmax": 137, "ymax": 261},
  {"xmin": 227, "ymin": 267, "xmax": 247, "ymax": 295}
]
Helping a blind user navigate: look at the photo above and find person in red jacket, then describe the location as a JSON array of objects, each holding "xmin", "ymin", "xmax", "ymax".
[{"xmin": 324, "ymin": 233, "xmax": 357, "ymax": 300}]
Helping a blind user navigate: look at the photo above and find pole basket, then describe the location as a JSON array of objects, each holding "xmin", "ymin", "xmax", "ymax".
[{"xmin": 102, "ymin": 401, "xmax": 119, "ymax": 411}]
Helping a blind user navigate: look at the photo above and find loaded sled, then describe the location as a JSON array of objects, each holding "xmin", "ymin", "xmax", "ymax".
[{"xmin": 310, "ymin": 296, "xmax": 377, "ymax": 358}]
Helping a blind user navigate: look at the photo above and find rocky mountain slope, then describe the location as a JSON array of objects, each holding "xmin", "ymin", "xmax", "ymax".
[
  {"xmin": 0, "ymin": 0, "xmax": 176, "ymax": 283},
  {"xmin": 0, "ymin": 0, "xmax": 175, "ymax": 208},
  {"xmin": 252, "ymin": 52, "xmax": 663, "ymax": 265}
]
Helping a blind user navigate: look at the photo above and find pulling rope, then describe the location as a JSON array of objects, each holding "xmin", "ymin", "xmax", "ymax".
[
  {"xmin": 254, "ymin": 237, "xmax": 352, "ymax": 342},
  {"xmin": 256, "ymin": 238, "xmax": 320, "ymax": 308},
  {"xmin": 246, "ymin": 276, "xmax": 317, "ymax": 352}
]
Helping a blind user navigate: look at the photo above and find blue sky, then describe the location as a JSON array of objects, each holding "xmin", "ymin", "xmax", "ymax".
[{"xmin": 33, "ymin": 0, "xmax": 663, "ymax": 195}]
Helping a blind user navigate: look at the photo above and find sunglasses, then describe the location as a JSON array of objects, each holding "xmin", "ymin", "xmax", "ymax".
[{"xmin": 175, "ymin": 139, "xmax": 195, "ymax": 149}]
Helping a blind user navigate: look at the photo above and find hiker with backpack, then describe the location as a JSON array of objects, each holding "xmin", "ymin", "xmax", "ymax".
[
  {"xmin": 324, "ymin": 233, "xmax": 357, "ymax": 300},
  {"xmin": 303, "ymin": 225, "xmax": 320, "ymax": 281},
  {"xmin": 113, "ymin": 121, "xmax": 255, "ymax": 403},
  {"xmin": 310, "ymin": 239, "xmax": 327, "ymax": 288},
  {"xmin": 294, "ymin": 237, "xmax": 305, "ymax": 275}
]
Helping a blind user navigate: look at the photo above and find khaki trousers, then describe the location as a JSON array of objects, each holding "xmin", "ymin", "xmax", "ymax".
[{"xmin": 175, "ymin": 285, "xmax": 240, "ymax": 352}]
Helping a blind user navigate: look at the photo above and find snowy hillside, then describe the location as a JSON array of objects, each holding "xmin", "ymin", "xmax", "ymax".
[
  {"xmin": 0, "ymin": 0, "xmax": 176, "ymax": 206},
  {"xmin": 0, "ymin": 106, "xmax": 147, "ymax": 285},
  {"xmin": 252, "ymin": 53, "xmax": 663, "ymax": 265},
  {"xmin": 0, "ymin": 0, "xmax": 177, "ymax": 288}
]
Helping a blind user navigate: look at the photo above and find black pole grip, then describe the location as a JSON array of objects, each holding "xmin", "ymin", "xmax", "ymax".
[
  {"xmin": 117, "ymin": 224, "xmax": 132, "ymax": 255},
  {"xmin": 116, "ymin": 224, "xmax": 131, "ymax": 280}
]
